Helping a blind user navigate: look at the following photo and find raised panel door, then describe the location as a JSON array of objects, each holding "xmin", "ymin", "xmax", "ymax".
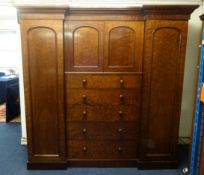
[
  {"xmin": 104, "ymin": 21, "xmax": 144, "ymax": 72},
  {"xmin": 65, "ymin": 21, "xmax": 104, "ymax": 72},
  {"xmin": 20, "ymin": 20, "xmax": 66, "ymax": 164},
  {"xmin": 140, "ymin": 20, "xmax": 188, "ymax": 164}
]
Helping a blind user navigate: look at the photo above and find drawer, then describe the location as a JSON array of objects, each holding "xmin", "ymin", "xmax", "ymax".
[
  {"xmin": 67, "ymin": 105, "xmax": 140, "ymax": 121},
  {"xmin": 66, "ymin": 89, "xmax": 140, "ymax": 105},
  {"xmin": 67, "ymin": 140, "xmax": 138, "ymax": 159},
  {"xmin": 66, "ymin": 74, "xmax": 142, "ymax": 89},
  {"xmin": 66, "ymin": 122, "xmax": 138, "ymax": 140}
]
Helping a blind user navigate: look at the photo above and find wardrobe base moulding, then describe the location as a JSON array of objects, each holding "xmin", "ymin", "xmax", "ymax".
[{"xmin": 27, "ymin": 162, "xmax": 67, "ymax": 170}]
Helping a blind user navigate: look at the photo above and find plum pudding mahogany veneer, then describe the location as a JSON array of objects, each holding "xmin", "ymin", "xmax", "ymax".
[{"xmin": 17, "ymin": 5, "xmax": 198, "ymax": 170}]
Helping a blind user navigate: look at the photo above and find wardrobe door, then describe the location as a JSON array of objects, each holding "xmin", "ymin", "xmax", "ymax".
[
  {"xmin": 104, "ymin": 21, "xmax": 144, "ymax": 72},
  {"xmin": 65, "ymin": 21, "xmax": 104, "ymax": 72},
  {"xmin": 140, "ymin": 20, "xmax": 188, "ymax": 167},
  {"xmin": 20, "ymin": 20, "xmax": 66, "ymax": 168}
]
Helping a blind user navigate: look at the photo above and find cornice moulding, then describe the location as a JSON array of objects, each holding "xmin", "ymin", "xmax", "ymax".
[{"xmin": 0, "ymin": 0, "xmax": 202, "ymax": 7}]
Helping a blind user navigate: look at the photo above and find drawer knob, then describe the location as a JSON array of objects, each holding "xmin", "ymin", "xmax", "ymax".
[
  {"xmin": 83, "ymin": 111, "xmax": 87, "ymax": 116},
  {"xmin": 120, "ymin": 80, "xmax": 124, "ymax": 84},
  {"xmin": 82, "ymin": 95, "xmax": 87, "ymax": 100},
  {"xmin": 117, "ymin": 147, "xmax": 123, "ymax": 152},
  {"xmin": 82, "ymin": 128, "xmax": 87, "ymax": 133},
  {"xmin": 119, "ymin": 95, "xmax": 124, "ymax": 99},
  {"xmin": 83, "ymin": 146, "xmax": 87, "ymax": 152},
  {"xmin": 82, "ymin": 79, "xmax": 87, "ymax": 84},
  {"xmin": 118, "ymin": 111, "xmax": 123, "ymax": 115},
  {"xmin": 120, "ymin": 80, "xmax": 124, "ymax": 88},
  {"xmin": 118, "ymin": 128, "xmax": 123, "ymax": 133}
]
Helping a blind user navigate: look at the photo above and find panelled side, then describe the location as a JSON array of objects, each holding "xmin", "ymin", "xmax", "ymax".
[
  {"xmin": 140, "ymin": 20, "xmax": 188, "ymax": 168},
  {"xmin": 19, "ymin": 20, "xmax": 66, "ymax": 167}
]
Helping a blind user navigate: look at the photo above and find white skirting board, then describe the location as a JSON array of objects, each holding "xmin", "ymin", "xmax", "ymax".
[{"xmin": 20, "ymin": 137, "xmax": 27, "ymax": 145}]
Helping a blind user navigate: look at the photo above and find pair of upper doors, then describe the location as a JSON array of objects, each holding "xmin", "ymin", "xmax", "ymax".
[{"xmin": 65, "ymin": 21, "xmax": 144, "ymax": 72}]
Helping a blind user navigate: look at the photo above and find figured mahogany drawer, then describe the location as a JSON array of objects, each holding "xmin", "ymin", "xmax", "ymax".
[
  {"xmin": 67, "ymin": 105, "xmax": 140, "ymax": 121},
  {"xmin": 67, "ymin": 140, "xmax": 138, "ymax": 159},
  {"xmin": 67, "ymin": 89, "xmax": 140, "ymax": 105},
  {"xmin": 66, "ymin": 122, "xmax": 138, "ymax": 140},
  {"xmin": 66, "ymin": 74, "xmax": 142, "ymax": 89}
]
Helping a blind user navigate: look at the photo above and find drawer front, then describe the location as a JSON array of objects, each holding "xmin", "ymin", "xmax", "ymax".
[
  {"xmin": 67, "ymin": 140, "xmax": 138, "ymax": 159},
  {"xmin": 67, "ymin": 105, "xmax": 140, "ymax": 121},
  {"xmin": 66, "ymin": 74, "xmax": 142, "ymax": 89},
  {"xmin": 67, "ymin": 122, "xmax": 138, "ymax": 140},
  {"xmin": 67, "ymin": 89, "xmax": 140, "ymax": 105}
]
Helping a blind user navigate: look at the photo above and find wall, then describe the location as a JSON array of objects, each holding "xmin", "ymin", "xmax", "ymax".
[
  {"xmin": 0, "ymin": 7, "xmax": 27, "ymax": 144},
  {"xmin": 0, "ymin": 0, "xmax": 203, "ymax": 144}
]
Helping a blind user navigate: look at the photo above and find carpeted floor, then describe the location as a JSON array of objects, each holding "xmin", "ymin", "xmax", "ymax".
[{"xmin": 0, "ymin": 123, "xmax": 187, "ymax": 175}]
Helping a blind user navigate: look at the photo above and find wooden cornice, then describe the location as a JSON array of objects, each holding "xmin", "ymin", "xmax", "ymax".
[
  {"xmin": 143, "ymin": 5, "xmax": 199, "ymax": 20},
  {"xmin": 66, "ymin": 7, "xmax": 143, "ymax": 15},
  {"xmin": 16, "ymin": 5, "xmax": 199, "ymax": 21},
  {"xmin": 16, "ymin": 5, "xmax": 68, "ymax": 20}
]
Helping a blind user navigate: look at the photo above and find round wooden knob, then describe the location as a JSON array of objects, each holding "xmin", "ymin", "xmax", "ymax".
[
  {"xmin": 118, "ymin": 128, "xmax": 123, "ymax": 133},
  {"xmin": 118, "ymin": 111, "xmax": 123, "ymax": 115},
  {"xmin": 119, "ymin": 95, "xmax": 124, "ymax": 99},
  {"xmin": 83, "ymin": 146, "xmax": 87, "ymax": 152},
  {"xmin": 82, "ymin": 95, "xmax": 87, "ymax": 99},
  {"xmin": 82, "ymin": 128, "xmax": 87, "ymax": 133},
  {"xmin": 83, "ymin": 111, "xmax": 87, "ymax": 116},
  {"xmin": 120, "ymin": 80, "xmax": 124, "ymax": 84},
  {"xmin": 117, "ymin": 147, "xmax": 123, "ymax": 152},
  {"xmin": 82, "ymin": 79, "xmax": 87, "ymax": 84}
]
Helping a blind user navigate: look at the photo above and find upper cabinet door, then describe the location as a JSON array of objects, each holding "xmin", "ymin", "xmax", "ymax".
[
  {"xmin": 65, "ymin": 21, "xmax": 104, "ymax": 72},
  {"xmin": 104, "ymin": 22, "xmax": 144, "ymax": 72}
]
